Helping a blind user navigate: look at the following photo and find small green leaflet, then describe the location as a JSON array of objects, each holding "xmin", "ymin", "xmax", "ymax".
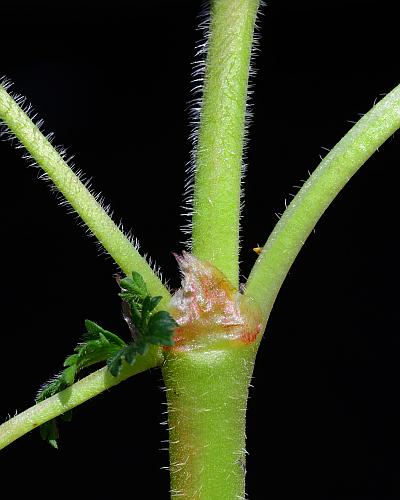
[
  {"xmin": 107, "ymin": 276, "xmax": 176, "ymax": 376},
  {"xmin": 36, "ymin": 271, "xmax": 177, "ymax": 448},
  {"xmin": 36, "ymin": 320, "xmax": 127, "ymax": 448},
  {"xmin": 118, "ymin": 271, "xmax": 148, "ymax": 303}
]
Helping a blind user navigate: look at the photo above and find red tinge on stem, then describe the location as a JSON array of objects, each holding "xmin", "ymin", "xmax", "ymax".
[{"xmin": 168, "ymin": 252, "xmax": 262, "ymax": 351}]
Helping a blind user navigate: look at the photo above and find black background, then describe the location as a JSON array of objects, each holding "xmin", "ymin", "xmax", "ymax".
[{"xmin": 1, "ymin": 0, "xmax": 399, "ymax": 497}]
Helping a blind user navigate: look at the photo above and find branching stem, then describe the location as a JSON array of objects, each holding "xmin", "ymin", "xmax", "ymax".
[
  {"xmin": 0, "ymin": 347, "xmax": 163, "ymax": 450},
  {"xmin": 0, "ymin": 84, "xmax": 170, "ymax": 304},
  {"xmin": 245, "ymin": 83, "xmax": 400, "ymax": 322}
]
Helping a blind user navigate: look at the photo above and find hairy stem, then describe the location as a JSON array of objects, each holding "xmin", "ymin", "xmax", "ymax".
[
  {"xmin": 162, "ymin": 345, "xmax": 256, "ymax": 499},
  {"xmin": 191, "ymin": 0, "xmax": 261, "ymax": 287},
  {"xmin": 0, "ymin": 347, "xmax": 163, "ymax": 450},
  {"xmin": 0, "ymin": 84, "xmax": 170, "ymax": 303},
  {"xmin": 245, "ymin": 83, "xmax": 400, "ymax": 321}
]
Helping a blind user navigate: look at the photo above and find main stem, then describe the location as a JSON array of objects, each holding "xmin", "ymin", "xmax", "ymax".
[
  {"xmin": 162, "ymin": 346, "xmax": 256, "ymax": 499},
  {"xmin": 191, "ymin": 0, "xmax": 260, "ymax": 288},
  {"xmin": 162, "ymin": 1, "xmax": 262, "ymax": 497}
]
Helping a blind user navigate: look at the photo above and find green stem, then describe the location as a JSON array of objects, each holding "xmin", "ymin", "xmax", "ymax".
[
  {"xmin": 160, "ymin": 3, "xmax": 262, "ymax": 496},
  {"xmin": 245, "ymin": 83, "xmax": 400, "ymax": 321},
  {"xmin": 191, "ymin": 0, "xmax": 260, "ymax": 288},
  {"xmin": 162, "ymin": 345, "xmax": 256, "ymax": 499},
  {"xmin": 0, "ymin": 346, "xmax": 163, "ymax": 450},
  {"xmin": 0, "ymin": 84, "xmax": 170, "ymax": 304}
]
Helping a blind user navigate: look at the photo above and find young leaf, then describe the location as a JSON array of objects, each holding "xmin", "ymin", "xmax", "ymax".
[
  {"xmin": 134, "ymin": 339, "xmax": 149, "ymax": 356},
  {"xmin": 128, "ymin": 301, "xmax": 142, "ymax": 329},
  {"xmin": 35, "ymin": 270, "xmax": 176, "ymax": 447},
  {"xmin": 60, "ymin": 410, "xmax": 73, "ymax": 422},
  {"xmin": 36, "ymin": 322, "xmax": 126, "ymax": 446},
  {"xmin": 120, "ymin": 271, "xmax": 148, "ymax": 302},
  {"xmin": 40, "ymin": 420, "xmax": 59, "ymax": 449},
  {"xmin": 146, "ymin": 311, "xmax": 177, "ymax": 346},
  {"xmin": 62, "ymin": 365, "xmax": 76, "ymax": 386},
  {"xmin": 84, "ymin": 320, "xmax": 126, "ymax": 347},
  {"xmin": 36, "ymin": 373, "xmax": 68, "ymax": 403},
  {"xmin": 141, "ymin": 296, "xmax": 152, "ymax": 324},
  {"xmin": 142, "ymin": 295, "xmax": 162, "ymax": 322},
  {"xmin": 64, "ymin": 354, "xmax": 79, "ymax": 368},
  {"xmin": 123, "ymin": 343, "xmax": 138, "ymax": 365},
  {"xmin": 107, "ymin": 348, "xmax": 126, "ymax": 377}
]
